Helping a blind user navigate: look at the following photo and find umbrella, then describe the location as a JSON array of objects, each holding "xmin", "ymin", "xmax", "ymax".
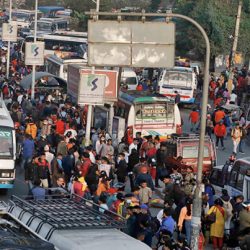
[{"xmin": 20, "ymin": 71, "xmax": 67, "ymax": 90}]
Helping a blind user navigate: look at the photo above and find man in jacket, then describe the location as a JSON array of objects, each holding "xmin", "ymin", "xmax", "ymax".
[
  {"xmin": 116, "ymin": 153, "xmax": 128, "ymax": 185},
  {"xmin": 21, "ymin": 134, "xmax": 35, "ymax": 169},
  {"xmin": 214, "ymin": 120, "xmax": 226, "ymax": 150}
]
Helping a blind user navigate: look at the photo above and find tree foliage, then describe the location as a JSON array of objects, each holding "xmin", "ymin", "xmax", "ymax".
[{"xmin": 174, "ymin": 0, "xmax": 250, "ymax": 59}]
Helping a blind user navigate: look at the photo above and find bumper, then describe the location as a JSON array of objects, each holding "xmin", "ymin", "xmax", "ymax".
[
  {"xmin": 0, "ymin": 183, "xmax": 14, "ymax": 189},
  {"xmin": 180, "ymin": 97, "xmax": 195, "ymax": 104}
]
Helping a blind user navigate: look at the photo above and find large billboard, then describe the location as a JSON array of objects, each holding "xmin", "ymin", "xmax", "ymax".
[{"xmin": 88, "ymin": 20, "xmax": 175, "ymax": 68}]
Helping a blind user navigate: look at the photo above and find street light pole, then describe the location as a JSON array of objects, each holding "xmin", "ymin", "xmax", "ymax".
[
  {"xmin": 85, "ymin": 0, "xmax": 100, "ymax": 146},
  {"xmin": 6, "ymin": 0, "xmax": 12, "ymax": 79},
  {"xmin": 31, "ymin": 0, "xmax": 38, "ymax": 100},
  {"xmin": 228, "ymin": 0, "xmax": 242, "ymax": 94}
]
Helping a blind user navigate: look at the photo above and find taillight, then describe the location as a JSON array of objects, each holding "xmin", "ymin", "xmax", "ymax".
[{"xmin": 176, "ymin": 124, "xmax": 182, "ymax": 134}]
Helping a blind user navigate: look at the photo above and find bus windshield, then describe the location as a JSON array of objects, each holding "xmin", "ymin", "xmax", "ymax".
[
  {"xmin": 182, "ymin": 145, "xmax": 209, "ymax": 158},
  {"xmin": 163, "ymin": 71, "xmax": 192, "ymax": 87},
  {"xmin": 0, "ymin": 127, "xmax": 13, "ymax": 158},
  {"xmin": 135, "ymin": 103, "xmax": 174, "ymax": 124},
  {"xmin": 13, "ymin": 12, "xmax": 31, "ymax": 21},
  {"xmin": 30, "ymin": 21, "xmax": 52, "ymax": 31}
]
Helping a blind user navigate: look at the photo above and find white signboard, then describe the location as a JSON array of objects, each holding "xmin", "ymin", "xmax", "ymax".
[
  {"xmin": 88, "ymin": 20, "xmax": 175, "ymax": 68},
  {"xmin": 2, "ymin": 22, "xmax": 18, "ymax": 42},
  {"xmin": 78, "ymin": 73, "xmax": 106, "ymax": 104},
  {"xmin": 25, "ymin": 42, "xmax": 45, "ymax": 65}
]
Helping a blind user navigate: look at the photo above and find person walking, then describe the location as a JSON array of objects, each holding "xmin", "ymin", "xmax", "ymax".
[
  {"xmin": 178, "ymin": 198, "xmax": 193, "ymax": 246},
  {"xmin": 207, "ymin": 198, "xmax": 226, "ymax": 250},
  {"xmin": 231, "ymin": 122, "xmax": 242, "ymax": 154},
  {"xmin": 239, "ymin": 124, "xmax": 247, "ymax": 154},
  {"xmin": 21, "ymin": 134, "xmax": 35, "ymax": 169},
  {"xmin": 189, "ymin": 108, "xmax": 199, "ymax": 132},
  {"xmin": 214, "ymin": 120, "xmax": 226, "ymax": 150}
]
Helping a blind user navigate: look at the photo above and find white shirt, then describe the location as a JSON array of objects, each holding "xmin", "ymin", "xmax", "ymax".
[
  {"xmin": 17, "ymin": 95, "xmax": 23, "ymax": 104},
  {"xmin": 45, "ymin": 152, "xmax": 54, "ymax": 166},
  {"xmin": 98, "ymin": 164, "xmax": 111, "ymax": 177},
  {"xmin": 89, "ymin": 151, "xmax": 96, "ymax": 164},
  {"xmin": 129, "ymin": 143, "xmax": 137, "ymax": 155},
  {"xmin": 230, "ymin": 93, "xmax": 237, "ymax": 103}
]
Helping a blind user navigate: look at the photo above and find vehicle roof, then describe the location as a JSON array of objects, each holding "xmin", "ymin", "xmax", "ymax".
[
  {"xmin": 119, "ymin": 90, "xmax": 173, "ymax": 105},
  {"xmin": 235, "ymin": 157, "xmax": 250, "ymax": 164},
  {"xmin": 221, "ymin": 104, "xmax": 241, "ymax": 111},
  {"xmin": 46, "ymin": 55, "xmax": 87, "ymax": 64},
  {"xmin": 38, "ymin": 6, "xmax": 65, "ymax": 12},
  {"xmin": 165, "ymin": 67, "xmax": 193, "ymax": 73},
  {"xmin": 50, "ymin": 229, "xmax": 151, "ymax": 250}
]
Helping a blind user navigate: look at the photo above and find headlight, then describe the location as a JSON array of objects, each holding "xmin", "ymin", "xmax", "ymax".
[{"xmin": 2, "ymin": 172, "xmax": 10, "ymax": 178}]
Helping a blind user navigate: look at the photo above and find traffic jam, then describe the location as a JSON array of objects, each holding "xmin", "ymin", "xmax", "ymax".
[{"xmin": 0, "ymin": 3, "xmax": 249, "ymax": 250}]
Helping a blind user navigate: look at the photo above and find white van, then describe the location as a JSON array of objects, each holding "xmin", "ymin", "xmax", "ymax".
[
  {"xmin": 120, "ymin": 68, "xmax": 139, "ymax": 90},
  {"xmin": 210, "ymin": 157, "xmax": 250, "ymax": 200}
]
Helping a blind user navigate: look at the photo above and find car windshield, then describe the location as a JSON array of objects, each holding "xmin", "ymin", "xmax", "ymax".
[
  {"xmin": 0, "ymin": 127, "xmax": 13, "ymax": 158},
  {"xmin": 182, "ymin": 145, "xmax": 209, "ymax": 158}
]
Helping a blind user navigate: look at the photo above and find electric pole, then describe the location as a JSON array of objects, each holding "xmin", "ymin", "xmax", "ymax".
[{"xmin": 228, "ymin": 0, "xmax": 242, "ymax": 94}]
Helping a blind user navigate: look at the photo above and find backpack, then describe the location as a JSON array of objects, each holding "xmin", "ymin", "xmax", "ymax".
[
  {"xmin": 148, "ymin": 216, "xmax": 161, "ymax": 234},
  {"xmin": 222, "ymin": 200, "xmax": 233, "ymax": 218}
]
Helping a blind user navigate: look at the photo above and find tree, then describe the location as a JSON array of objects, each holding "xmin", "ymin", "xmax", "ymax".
[{"xmin": 173, "ymin": 0, "xmax": 250, "ymax": 61}]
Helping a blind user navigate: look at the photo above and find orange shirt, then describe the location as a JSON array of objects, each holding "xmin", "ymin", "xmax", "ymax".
[
  {"xmin": 215, "ymin": 110, "xmax": 225, "ymax": 124},
  {"xmin": 189, "ymin": 111, "xmax": 199, "ymax": 123}
]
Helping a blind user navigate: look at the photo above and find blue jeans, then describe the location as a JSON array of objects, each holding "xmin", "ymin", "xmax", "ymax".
[
  {"xmin": 20, "ymin": 156, "xmax": 32, "ymax": 169},
  {"xmin": 239, "ymin": 139, "xmax": 245, "ymax": 152},
  {"xmin": 185, "ymin": 220, "xmax": 191, "ymax": 246}
]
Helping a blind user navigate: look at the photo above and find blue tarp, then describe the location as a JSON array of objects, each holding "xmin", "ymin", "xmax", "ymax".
[{"xmin": 38, "ymin": 6, "xmax": 65, "ymax": 13}]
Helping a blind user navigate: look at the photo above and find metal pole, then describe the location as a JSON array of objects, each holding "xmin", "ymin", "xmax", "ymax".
[
  {"xmin": 84, "ymin": 0, "xmax": 100, "ymax": 145},
  {"xmin": 228, "ymin": 0, "xmax": 242, "ymax": 94},
  {"xmin": 31, "ymin": 0, "xmax": 38, "ymax": 100},
  {"xmin": 96, "ymin": 0, "xmax": 100, "ymax": 12},
  {"xmin": 6, "ymin": 0, "xmax": 12, "ymax": 79},
  {"xmin": 170, "ymin": 13, "xmax": 210, "ymax": 250}
]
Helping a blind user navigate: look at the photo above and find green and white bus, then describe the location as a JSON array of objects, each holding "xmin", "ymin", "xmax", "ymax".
[{"xmin": 117, "ymin": 91, "xmax": 182, "ymax": 144}]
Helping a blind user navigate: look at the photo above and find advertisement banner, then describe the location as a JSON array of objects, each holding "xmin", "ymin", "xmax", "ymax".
[
  {"xmin": 2, "ymin": 22, "xmax": 17, "ymax": 42},
  {"xmin": 25, "ymin": 42, "xmax": 45, "ymax": 65},
  {"xmin": 78, "ymin": 73, "xmax": 106, "ymax": 105},
  {"xmin": 80, "ymin": 69, "xmax": 118, "ymax": 101}
]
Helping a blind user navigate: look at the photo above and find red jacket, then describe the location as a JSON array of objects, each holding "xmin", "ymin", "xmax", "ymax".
[
  {"xmin": 80, "ymin": 158, "xmax": 92, "ymax": 177},
  {"xmin": 56, "ymin": 120, "xmax": 65, "ymax": 135},
  {"xmin": 214, "ymin": 124, "xmax": 227, "ymax": 137}
]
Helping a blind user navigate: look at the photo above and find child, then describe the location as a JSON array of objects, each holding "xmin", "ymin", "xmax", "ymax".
[{"xmin": 139, "ymin": 180, "xmax": 152, "ymax": 205}]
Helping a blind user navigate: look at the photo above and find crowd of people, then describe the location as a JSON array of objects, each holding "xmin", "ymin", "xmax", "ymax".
[{"xmin": 0, "ymin": 42, "xmax": 250, "ymax": 250}]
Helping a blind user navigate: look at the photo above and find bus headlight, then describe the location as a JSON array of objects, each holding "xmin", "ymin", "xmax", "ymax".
[{"xmin": 2, "ymin": 172, "xmax": 10, "ymax": 178}]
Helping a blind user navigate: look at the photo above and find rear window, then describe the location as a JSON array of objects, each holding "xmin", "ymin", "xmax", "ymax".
[
  {"xmin": 182, "ymin": 145, "xmax": 209, "ymax": 158},
  {"xmin": 121, "ymin": 77, "xmax": 137, "ymax": 85}
]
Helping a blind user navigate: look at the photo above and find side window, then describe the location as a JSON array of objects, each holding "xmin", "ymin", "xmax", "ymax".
[
  {"xmin": 236, "ymin": 173, "xmax": 244, "ymax": 191},
  {"xmin": 210, "ymin": 170, "xmax": 223, "ymax": 187},
  {"xmin": 229, "ymin": 170, "xmax": 237, "ymax": 188}
]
